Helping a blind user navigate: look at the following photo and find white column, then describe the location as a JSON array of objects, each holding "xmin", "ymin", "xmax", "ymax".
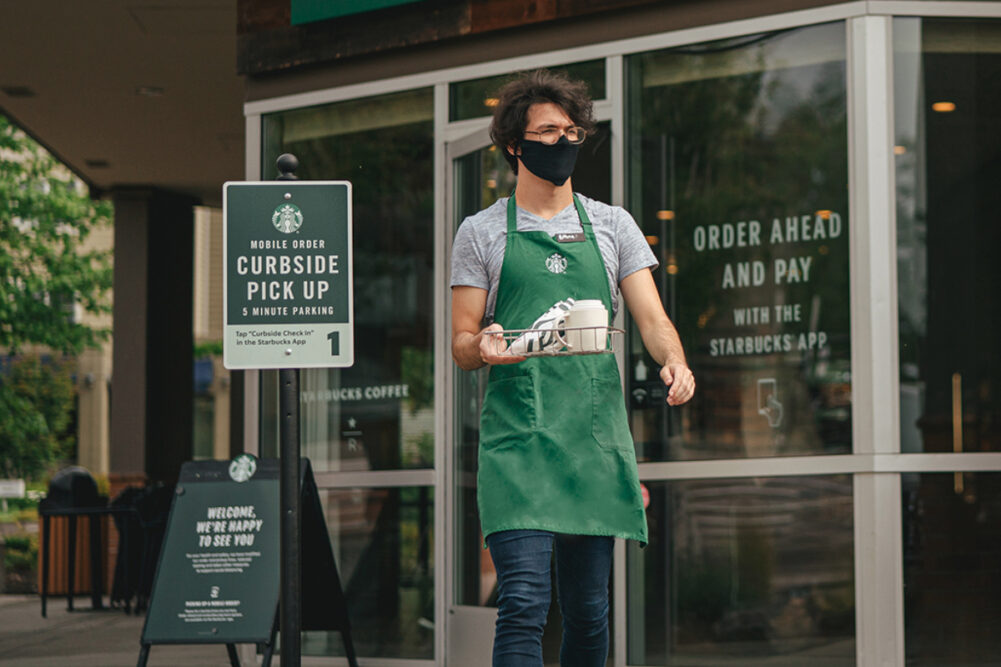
[{"xmin": 848, "ymin": 14, "xmax": 904, "ymax": 667}]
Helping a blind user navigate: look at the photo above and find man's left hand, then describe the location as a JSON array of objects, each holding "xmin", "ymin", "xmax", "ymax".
[{"xmin": 660, "ymin": 364, "xmax": 695, "ymax": 406}]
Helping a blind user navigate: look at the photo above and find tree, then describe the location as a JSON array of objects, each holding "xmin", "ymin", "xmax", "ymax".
[
  {"xmin": 0, "ymin": 114, "xmax": 112, "ymax": 480},
  {"xmin": 0, "ymin": 355, "xmax": 75, "ymax": 480},
  {"xmin": 0, "ymin": 114, "xmax": 113, "ymax": 354}
]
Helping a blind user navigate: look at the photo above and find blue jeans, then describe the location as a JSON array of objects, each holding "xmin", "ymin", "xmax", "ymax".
[{"xmin": 486, "ymin": 529, "xmax": 613, "ymax": 667}]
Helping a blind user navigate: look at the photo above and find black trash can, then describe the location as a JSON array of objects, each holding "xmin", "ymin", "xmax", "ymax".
[
  {"xmin": 110, "ymin": 483, "xmax": 173, "ymax": 613},
  {"xmin": 41, "ymin": 466, "xmax": 103, "ymax": 512},
  {"xmin": 38, "ymin": 467, "xmax": 109, "ymax": 616}
]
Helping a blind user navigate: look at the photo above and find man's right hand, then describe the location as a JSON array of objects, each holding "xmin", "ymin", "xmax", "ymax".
[
  {"xmin": 452, "ymin": 287, "xmax": 526, "ymax": 370},
  {"xmin": 479, "ymin": 323, "xmax": 527, "ymax": 366}
]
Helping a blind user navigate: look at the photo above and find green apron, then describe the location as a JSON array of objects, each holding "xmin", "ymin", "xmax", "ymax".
[{"xmin": 477, "ymin": 193, "xmax": 648, "ymax": 545}]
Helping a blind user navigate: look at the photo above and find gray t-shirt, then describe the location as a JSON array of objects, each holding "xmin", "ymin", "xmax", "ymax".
[{"xmin": 450, "ymin": 194, "xmax": 658, "ymax": 322}]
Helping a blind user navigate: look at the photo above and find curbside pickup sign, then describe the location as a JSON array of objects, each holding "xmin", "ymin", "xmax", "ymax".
[{"xmin": 223, "ymin": 181, "xmax": 353, "ymax": 369}]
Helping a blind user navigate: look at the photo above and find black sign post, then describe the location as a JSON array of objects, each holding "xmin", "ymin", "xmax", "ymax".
[{"xmin": 276, "ymin": 154, "xmax": 303, "ymax": 667}]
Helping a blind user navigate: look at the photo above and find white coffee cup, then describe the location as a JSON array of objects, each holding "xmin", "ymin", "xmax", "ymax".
[{"xmin": 563, "ymin": 299, "xmax": 608, "ymax": 352}]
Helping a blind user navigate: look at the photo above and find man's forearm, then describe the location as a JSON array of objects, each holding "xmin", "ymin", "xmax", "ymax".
[{"xmin": 641, "ymin": 319, "xmax": 688, "ymax": 369}]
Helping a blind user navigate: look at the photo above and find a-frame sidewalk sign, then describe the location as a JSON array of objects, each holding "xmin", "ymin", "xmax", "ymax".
[{"xmin": 137, "ymin": 457, "xmax": 358, "ymax": 667}]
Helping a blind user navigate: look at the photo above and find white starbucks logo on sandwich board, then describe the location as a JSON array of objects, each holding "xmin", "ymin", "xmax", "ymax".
[
  {"xmin": 228, "ymin": 454, "xmax": 257, "ymax": 482},
  {"xmin": 272, "ymin": 203, "xmax": 303, "ymax": 234},
  {"xmin": 546, "ymin": 253, "xmax": 568, "ymax": 274}
]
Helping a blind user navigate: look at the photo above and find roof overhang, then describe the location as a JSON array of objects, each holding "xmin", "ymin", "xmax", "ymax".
[{"xmin": 0, "ymin": 0, "xmax": 245, "ymax": 207}]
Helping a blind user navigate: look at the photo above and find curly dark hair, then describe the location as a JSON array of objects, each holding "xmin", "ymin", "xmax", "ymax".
[{"xmin": 489, "ymin": 69, "xmax": 596, "ymax": 174}]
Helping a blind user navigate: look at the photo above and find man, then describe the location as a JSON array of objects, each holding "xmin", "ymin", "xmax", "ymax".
[{"xmin": 450, "ymin": 69, "xmax": 694, "ymax": 667}]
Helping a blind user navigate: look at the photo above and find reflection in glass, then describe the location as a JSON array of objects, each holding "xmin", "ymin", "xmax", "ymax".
[
  {"xmin": 451, "ymin": 144, "xmax": 515, "ymax": 616},
  {"xmin": 260, "ymin": 89, "xmax": 435, "ymax": 471},
  {"xmin": 628, "ymin": 476, "xmax": 855, "ymax": 665},
  {"xmin": 452, "ymin": 144, "xmax": 517, "ymax": 613},
  {"xmin": 302, "ymin": 486, "xmax": 434, "ymax": 659},
  {"xmin": 449, "ymin": 59, "xmax": 605, "ymax": 121},
  {"xmin": 192, "ymin": 394, "xmax": 214, "ymax": 459},
  {"xmin": 192, "ymin": 359, "xmax": 215, "ymax": 459},
  {"xmin": 903, "ymin": 473, "xmax": 1001, "ymax": 664},
  {"xmin": 894, "ymin": 19, "xmax": 1001, "ymax": 454},
  {"xmin": 625, "ymin": 22, "xmax": 851, "ymax": 461}
]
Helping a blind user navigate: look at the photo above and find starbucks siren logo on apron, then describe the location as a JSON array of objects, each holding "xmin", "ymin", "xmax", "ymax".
[{"xmin": 545, "ymin": 253, "xmax": 568, "ymax": 274}]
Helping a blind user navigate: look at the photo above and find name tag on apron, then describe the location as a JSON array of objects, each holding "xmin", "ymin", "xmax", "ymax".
[{"xmin": 554, "ymin": 232, "xmax": 586, "ymax": 243}]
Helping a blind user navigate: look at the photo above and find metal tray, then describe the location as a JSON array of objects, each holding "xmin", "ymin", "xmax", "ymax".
[{"xmin": 491, "ymin": 326, "xmax": 624, "ymax": 357}]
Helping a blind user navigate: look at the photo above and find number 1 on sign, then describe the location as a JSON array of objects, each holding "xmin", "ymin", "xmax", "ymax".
[{"xmin": 327, "ymin": 331, "xmax": 339, "ymax": 356}]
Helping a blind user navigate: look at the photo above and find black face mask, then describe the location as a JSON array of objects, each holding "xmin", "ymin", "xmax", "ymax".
[{"xmin": 517, "ymin": 136, "xmax": 580, "ymax": 186}]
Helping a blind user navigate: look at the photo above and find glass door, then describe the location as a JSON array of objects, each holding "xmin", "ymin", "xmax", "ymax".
[
  {"xmin": 259, "ymin": 89, "xmax": 437, "ymax": 662},
  {"xmin": 445, "ymin": 122, "xmax": 612, "ymax": 664},
  {"xmin": 445, "ymin": 126, "xmax": 516, "ymax": 665}
]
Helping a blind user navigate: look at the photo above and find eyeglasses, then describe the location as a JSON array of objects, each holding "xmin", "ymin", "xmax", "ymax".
[{"xmin": 523, "ymin": 126, "xmax": 587, "ymax": 145}]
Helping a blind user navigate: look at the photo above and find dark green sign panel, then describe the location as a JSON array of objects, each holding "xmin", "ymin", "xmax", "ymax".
[
  {"xmin": 223, "ymin": 181, "xmax": 353, "ymax": 369},
  {"xmin": 142, "ymin": 458, "xmax": 279, "ymax": 644},
  {"xmin": 291, "ymin": 0, "xmax": 423, "ymax": 25}
]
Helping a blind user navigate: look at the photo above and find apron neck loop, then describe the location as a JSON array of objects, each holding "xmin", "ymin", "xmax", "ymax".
[{"xmin": 507, "ymin": 191, "xmax": 593, "ymax": 236}]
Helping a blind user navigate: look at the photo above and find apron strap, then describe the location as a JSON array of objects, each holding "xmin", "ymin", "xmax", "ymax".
[
  {"xmin": 506, "ymin": 195, "xmax": 518, "ymax": 234},
  {"xmin": 572, "ymin": 194, "xmax": 596, "ymax": 241}
]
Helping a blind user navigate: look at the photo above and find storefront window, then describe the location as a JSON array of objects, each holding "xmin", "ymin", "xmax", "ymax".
[
  {"xmin": 260, "ymin": 89, "xmax": 435, "ymax": 661},
  {"xmin": 449, "ymin": 59, "xmax": 605, "ymax": 121},
  {"xmin": 302, "ymin": 486, "xmax": 434, "ymax": 660},
  {"xmin": 626, "ymin": 22, "xmax": 851, "ymax": 462},
  {"xmin": 903, "ymin": 473, "xmax": 1001, "ymax": 664},
  {"xmin": 894, "ymin": 18, "xmax": 1001, "ymax": 454},
  {"xmin": 628, "ymin": 476, "xmax": 855, "ymax": 665},
  {"xmin": 260, "ymin": 89, "xmax": 435, "ymax": 471}
]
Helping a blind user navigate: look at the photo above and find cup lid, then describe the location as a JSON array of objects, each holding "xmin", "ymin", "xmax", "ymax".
[{"xmin": 573, "ymin": 299, "xmax": 605, "ymax": 309}]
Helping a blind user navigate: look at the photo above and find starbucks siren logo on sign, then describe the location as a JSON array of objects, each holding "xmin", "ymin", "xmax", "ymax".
[
  {"xmin": 272, "ymin": 202, "xmax": 303, "ymax": 234},
  {"xmin": 228, "ymin": 454, "xmax": 258, "ymax": 482}
]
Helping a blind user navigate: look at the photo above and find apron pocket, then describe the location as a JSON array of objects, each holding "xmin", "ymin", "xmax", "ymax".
[
  {"xmin": 480, "ymin": 374, "xmax": 537, "ymax": 449},
  {"xmin": 591, "ymin": 376, "xmax": 633, "ymax": 451}
]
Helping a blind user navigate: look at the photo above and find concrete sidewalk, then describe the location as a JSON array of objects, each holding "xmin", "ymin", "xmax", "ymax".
[{"xmin": 0, "ymin": 594, "xmax": 250, "ymax": 666}]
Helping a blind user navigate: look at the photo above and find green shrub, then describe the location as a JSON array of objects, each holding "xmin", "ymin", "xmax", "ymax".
[
  {"xmin": 4, "ymin": 547, "xmax": 33, "ymax": 573},
  {"xmin": 5, "ymin": 497, "xmax": 35, "ymax": 511},
  {"xmin": 4, "ymin": 534, "xmax": 31, "ymax": 551},
  {"xmin": 3, "ymin": 533, "xmax": 38, "ymax": 573}
]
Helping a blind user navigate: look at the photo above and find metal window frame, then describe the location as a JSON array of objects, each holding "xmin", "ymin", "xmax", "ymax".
[
  {"xmin": 848, "ymin": 15, "xmax": 905, "ymax": 665},
  {"xmin": 242, "ymin": 3, "xmax": 1001, "ymax": 665}
]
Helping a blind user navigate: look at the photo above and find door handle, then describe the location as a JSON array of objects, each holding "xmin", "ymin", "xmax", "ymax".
[{"xmin": 953, "ymin": 372, "xmax": 963, "ymax": 494}]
